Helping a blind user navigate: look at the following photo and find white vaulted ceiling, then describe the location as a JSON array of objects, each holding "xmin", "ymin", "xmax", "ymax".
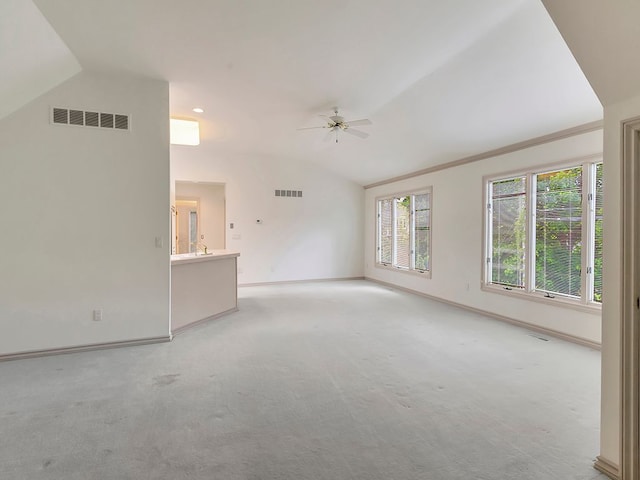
[
  {"xmin": 28, "ymin": 0, "xmax": 601, "ymax": 185},
  {"xmin": 0, "ymin": 0, "xmax": 80, "ymax": 120},
  {"xmin": 542, "ymin": 0, "xmax": 640, "ymax": 107}
]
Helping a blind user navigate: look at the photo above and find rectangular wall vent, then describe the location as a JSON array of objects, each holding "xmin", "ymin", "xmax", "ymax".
[
  {"xmin": 85, "ymin": 111, "xmax": 99, "ymax": 127},
  {"xmin": 51, "ymin": 107, "xmax": 130, "ymax": 131},
  {"xmin": 275, "ymin": 189, "xmax": 303, "ymax": 198},
  {"xmin": 100, "ymin": 112, "xmax": 114, "ymax": 128}
]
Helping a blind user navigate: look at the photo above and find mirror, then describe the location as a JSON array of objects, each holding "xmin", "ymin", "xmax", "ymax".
[
  {"xmin": 172, "ymin": 182, "xmax": 226, "ymax": 254},
  {"xmin": 175, "ymin": 199, "xmax": 199, "ymax": 253}
]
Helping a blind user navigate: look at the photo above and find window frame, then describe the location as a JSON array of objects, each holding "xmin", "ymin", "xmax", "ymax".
[
  {"xmin": 482, "ymin": 156, "xmax": 602, "ymax": 312},
  {"xmin": 375, "ymin": 187, "xmax": 432, "ymax": 278}
]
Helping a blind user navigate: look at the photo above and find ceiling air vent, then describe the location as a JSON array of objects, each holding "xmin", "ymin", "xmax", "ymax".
[{"xmin": 51, "ymin": 107, "xmax": 130, "ymax": 131}]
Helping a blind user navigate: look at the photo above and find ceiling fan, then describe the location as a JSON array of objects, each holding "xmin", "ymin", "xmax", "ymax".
[{"xmin": 298, "ymin": 108, "xmax": 372, "ymax": 143}]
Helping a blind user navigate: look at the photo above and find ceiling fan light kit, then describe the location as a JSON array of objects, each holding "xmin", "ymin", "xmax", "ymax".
[{"xmin": 298, "ymin": 107, "xmax": 372, "ymax": 143}]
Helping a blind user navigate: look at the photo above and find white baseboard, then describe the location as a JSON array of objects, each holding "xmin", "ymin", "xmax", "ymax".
[
  {"xmin": 171, "ymin": 307, "xmax": 239, "ymax": 336},
  {"xmin": 365, "ymin": 277, "xmax": 601, "ymax": 351},
  {"xmin": 594, "ymin": 456, "xmax": 620, "ymax": 480},
  {"xmin": 239, "ymin": 276, "xmax": 365, "ymax": 288},
  {"xmin": 0, "ymin": 336, "xmax": 171, "ymax": 363}
]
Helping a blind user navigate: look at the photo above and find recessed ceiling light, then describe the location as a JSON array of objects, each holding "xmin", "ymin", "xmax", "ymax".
[{"xmin": 192, "ymin": 107, "xmax": 204, "ymax": 113}]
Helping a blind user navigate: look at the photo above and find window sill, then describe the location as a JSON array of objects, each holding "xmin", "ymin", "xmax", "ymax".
[
  {"xmin": 375, "ymin": 263, "xmax": 432, "ymax": 279},
  {"xmin": 481, "ymin": 283, "xmax": 602, "ymax": 314}
]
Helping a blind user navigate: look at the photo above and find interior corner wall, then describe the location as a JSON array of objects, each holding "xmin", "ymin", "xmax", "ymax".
[
  {"xmin": 597, "ymin": 93, "xmax": 640, "ymax": 468},
  {"xmin": 364, "ymin": 129, "xmax": 603, "ymax": 344},
  {"xmin": 170, "ymin": 148, "xmax": 364, "ymax": 284},
  {"xmin": 0, "ymin": 70, "xmax": 171, "ymax": 355}
]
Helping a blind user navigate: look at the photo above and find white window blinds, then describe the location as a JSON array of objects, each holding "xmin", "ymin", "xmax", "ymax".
[
  {"xmin": 490, "ymin": 177, "xmax": 526, "ymax": 288},
  {"xmin": 376, "ymin": 189, "xmax": 432, "ymax": 274},
  {"xmin": 485, "ymin": 159, "xmax": 602, "ymax": 307},
  {"xmin": 535, "ymin": 167, "xmax": 582, "ymax": 298},
  {"xmin": 379, "ymin": 199, "xmax": 393, "ymax": 264},
  {"xmin": 414, "ymin": 193, "xmax": 430, "ymax": 271},
  {"xmin": 593, "ymin": 163, "xmax": 603, "ymax": 303}
]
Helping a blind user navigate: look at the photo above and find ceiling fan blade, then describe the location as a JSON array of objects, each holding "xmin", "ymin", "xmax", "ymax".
[
  {"xmin": 344, "ymin": 128, "xmax": 369, "ymax": 139},
  {"xmin": 346, "ymin": 118, "xmax": 372, "ymax": 127},
  {"xmin": 297, "ymin": 126, "xmax": 328, "ymax": 130},
  {"xmin": 323, "ymin": 130, "xmax": 335, "ymax": 143}
]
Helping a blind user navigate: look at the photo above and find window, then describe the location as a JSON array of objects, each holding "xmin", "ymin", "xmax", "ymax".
[
  {"xmin": 490, "ymin": 176, "xmax": 526, "ymax": 288},
  {"xmin": 593, "ymin": 163, "xmax": 603, "ymax": 302},
  {"xmin": 376, "ymin": 189, "xmax": 432, "ymax": 275},
  {"xmin": 484, "ymin": 160, "xmax": 602, "ymax": 307}
]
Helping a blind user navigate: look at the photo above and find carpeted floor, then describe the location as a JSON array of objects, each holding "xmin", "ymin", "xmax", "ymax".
[{"xmin": 0, "ymin": 280, "xmax": 605, "ymax": 479}]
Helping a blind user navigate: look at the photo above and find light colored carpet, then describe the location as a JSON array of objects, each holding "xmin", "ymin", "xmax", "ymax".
[{"xmin": 0, "ymin": 280, "xmax": 605, "ymax": 479}]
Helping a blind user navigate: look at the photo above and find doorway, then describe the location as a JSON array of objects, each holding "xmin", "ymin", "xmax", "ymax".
[{"xmin": 175, "ymin": 199, "xmax": 199, "ymax": 254}]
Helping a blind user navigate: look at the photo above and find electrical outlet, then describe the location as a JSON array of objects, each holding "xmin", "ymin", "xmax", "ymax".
[
  {"xmin": 155, "ymin": 236, "xmax": 163, "ymax": 248},
  {"xmin": 93, "ymin": 309, "xmax": 103, "ymax": 321}
]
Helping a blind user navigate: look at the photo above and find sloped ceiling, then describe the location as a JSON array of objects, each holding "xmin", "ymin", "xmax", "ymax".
[
  {"xmin": 33, "ymin": 0, "xmax": 602, "ymax": 185},
  {"xmin": 0, "ymin": 0, "xmax": 80, "ymax": 121},
  {"xmin": 542, "ymin": 0, "xmax": 640, "ymax": 107}
]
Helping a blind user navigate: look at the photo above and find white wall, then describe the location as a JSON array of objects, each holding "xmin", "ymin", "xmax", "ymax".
[
  {"xmin": 597, "ymin": 94, "xmax": 640, "ymax": 467},
  {"xmin": 171, "ymin": 148, "xmax": 364, "ymax": 284},
  {"xmin": 175, "ymin": 182, "xmax": 226, "ymax": 250},
  {"xmin": 365, "ymin": 130, "xmax": 603, "ymax": 344},
  {"xmin": 0, "ymin": 71, "xmax": 170, "ymax": 355}
]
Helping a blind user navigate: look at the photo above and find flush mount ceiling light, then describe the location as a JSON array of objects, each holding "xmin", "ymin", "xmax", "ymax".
[
  {"xmin": 192, "ymin": 107, "xmax": 204, "ymax": 113},
  {"xmin": 170, "ymin": 118, "xmax": 200, "ymax": 146}
]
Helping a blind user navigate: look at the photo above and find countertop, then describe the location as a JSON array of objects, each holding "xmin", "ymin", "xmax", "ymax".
[{"xmin": 170, "ymin": 250, "xmax": 240, "ymax": 265}]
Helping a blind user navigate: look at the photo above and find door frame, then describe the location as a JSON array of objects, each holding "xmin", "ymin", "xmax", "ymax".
[
  {"xmin": 621, "ymin": 117, "xmax": 640, "ymax": 480},
  {"xmin": 175, "ymin": 197, "xmax": 200, "ymax": 254}
]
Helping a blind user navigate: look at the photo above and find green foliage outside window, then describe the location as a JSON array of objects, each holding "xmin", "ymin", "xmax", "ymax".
[
  {"xmin": 593, "ymin": 163, "xmax": 603, "ymax": 303},
  {"xmin": 535, "ymin": 167, "xmax": 582, "ymax": 297},
  {"xmin": 489, "ymin": 162, "xmax": 602, "ymax": 303},
  {"xmin": 491, "ymin": 177, "xmax": 526, "ymax": 288}
]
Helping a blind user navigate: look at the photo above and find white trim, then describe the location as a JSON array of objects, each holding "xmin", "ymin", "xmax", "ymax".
[
  {"xmin": 374, "ymin": 263, "xmax": 432, "ymax": 278},
  {"xmin": 595, "ymin": 455, "xmax": 621, "ymax": 480},
  {"xmin": 481, "ymin": 283, "xmax": 602, "ymax": 314},
  {"xmin": 0, "ymin": 336, "xmax": 171, "ymax": 363},
  {"xmin": 365, "ymin": 277, "xmax": 601, "ymax": 350},
  {"xmin": 482, "ymin": 154, "xmax": 603, "ymax": 187},
  {"xmin": 364, "ymin": 121, "xmax": 603, "ymax": 189},
  {"xmin": 171, "ymin": 307, "xmax": 239, "ymax": 336},
  {"xmin": 583, "ymin": 162, "xmax": 596, "ymax": 303},
  {"xmin": 620, "ymin": 117, "xmax": 640, "ymax": 480},
  {"xmin": 238, "ymin": 277, "xmax": 365, "ymax": 288}
]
